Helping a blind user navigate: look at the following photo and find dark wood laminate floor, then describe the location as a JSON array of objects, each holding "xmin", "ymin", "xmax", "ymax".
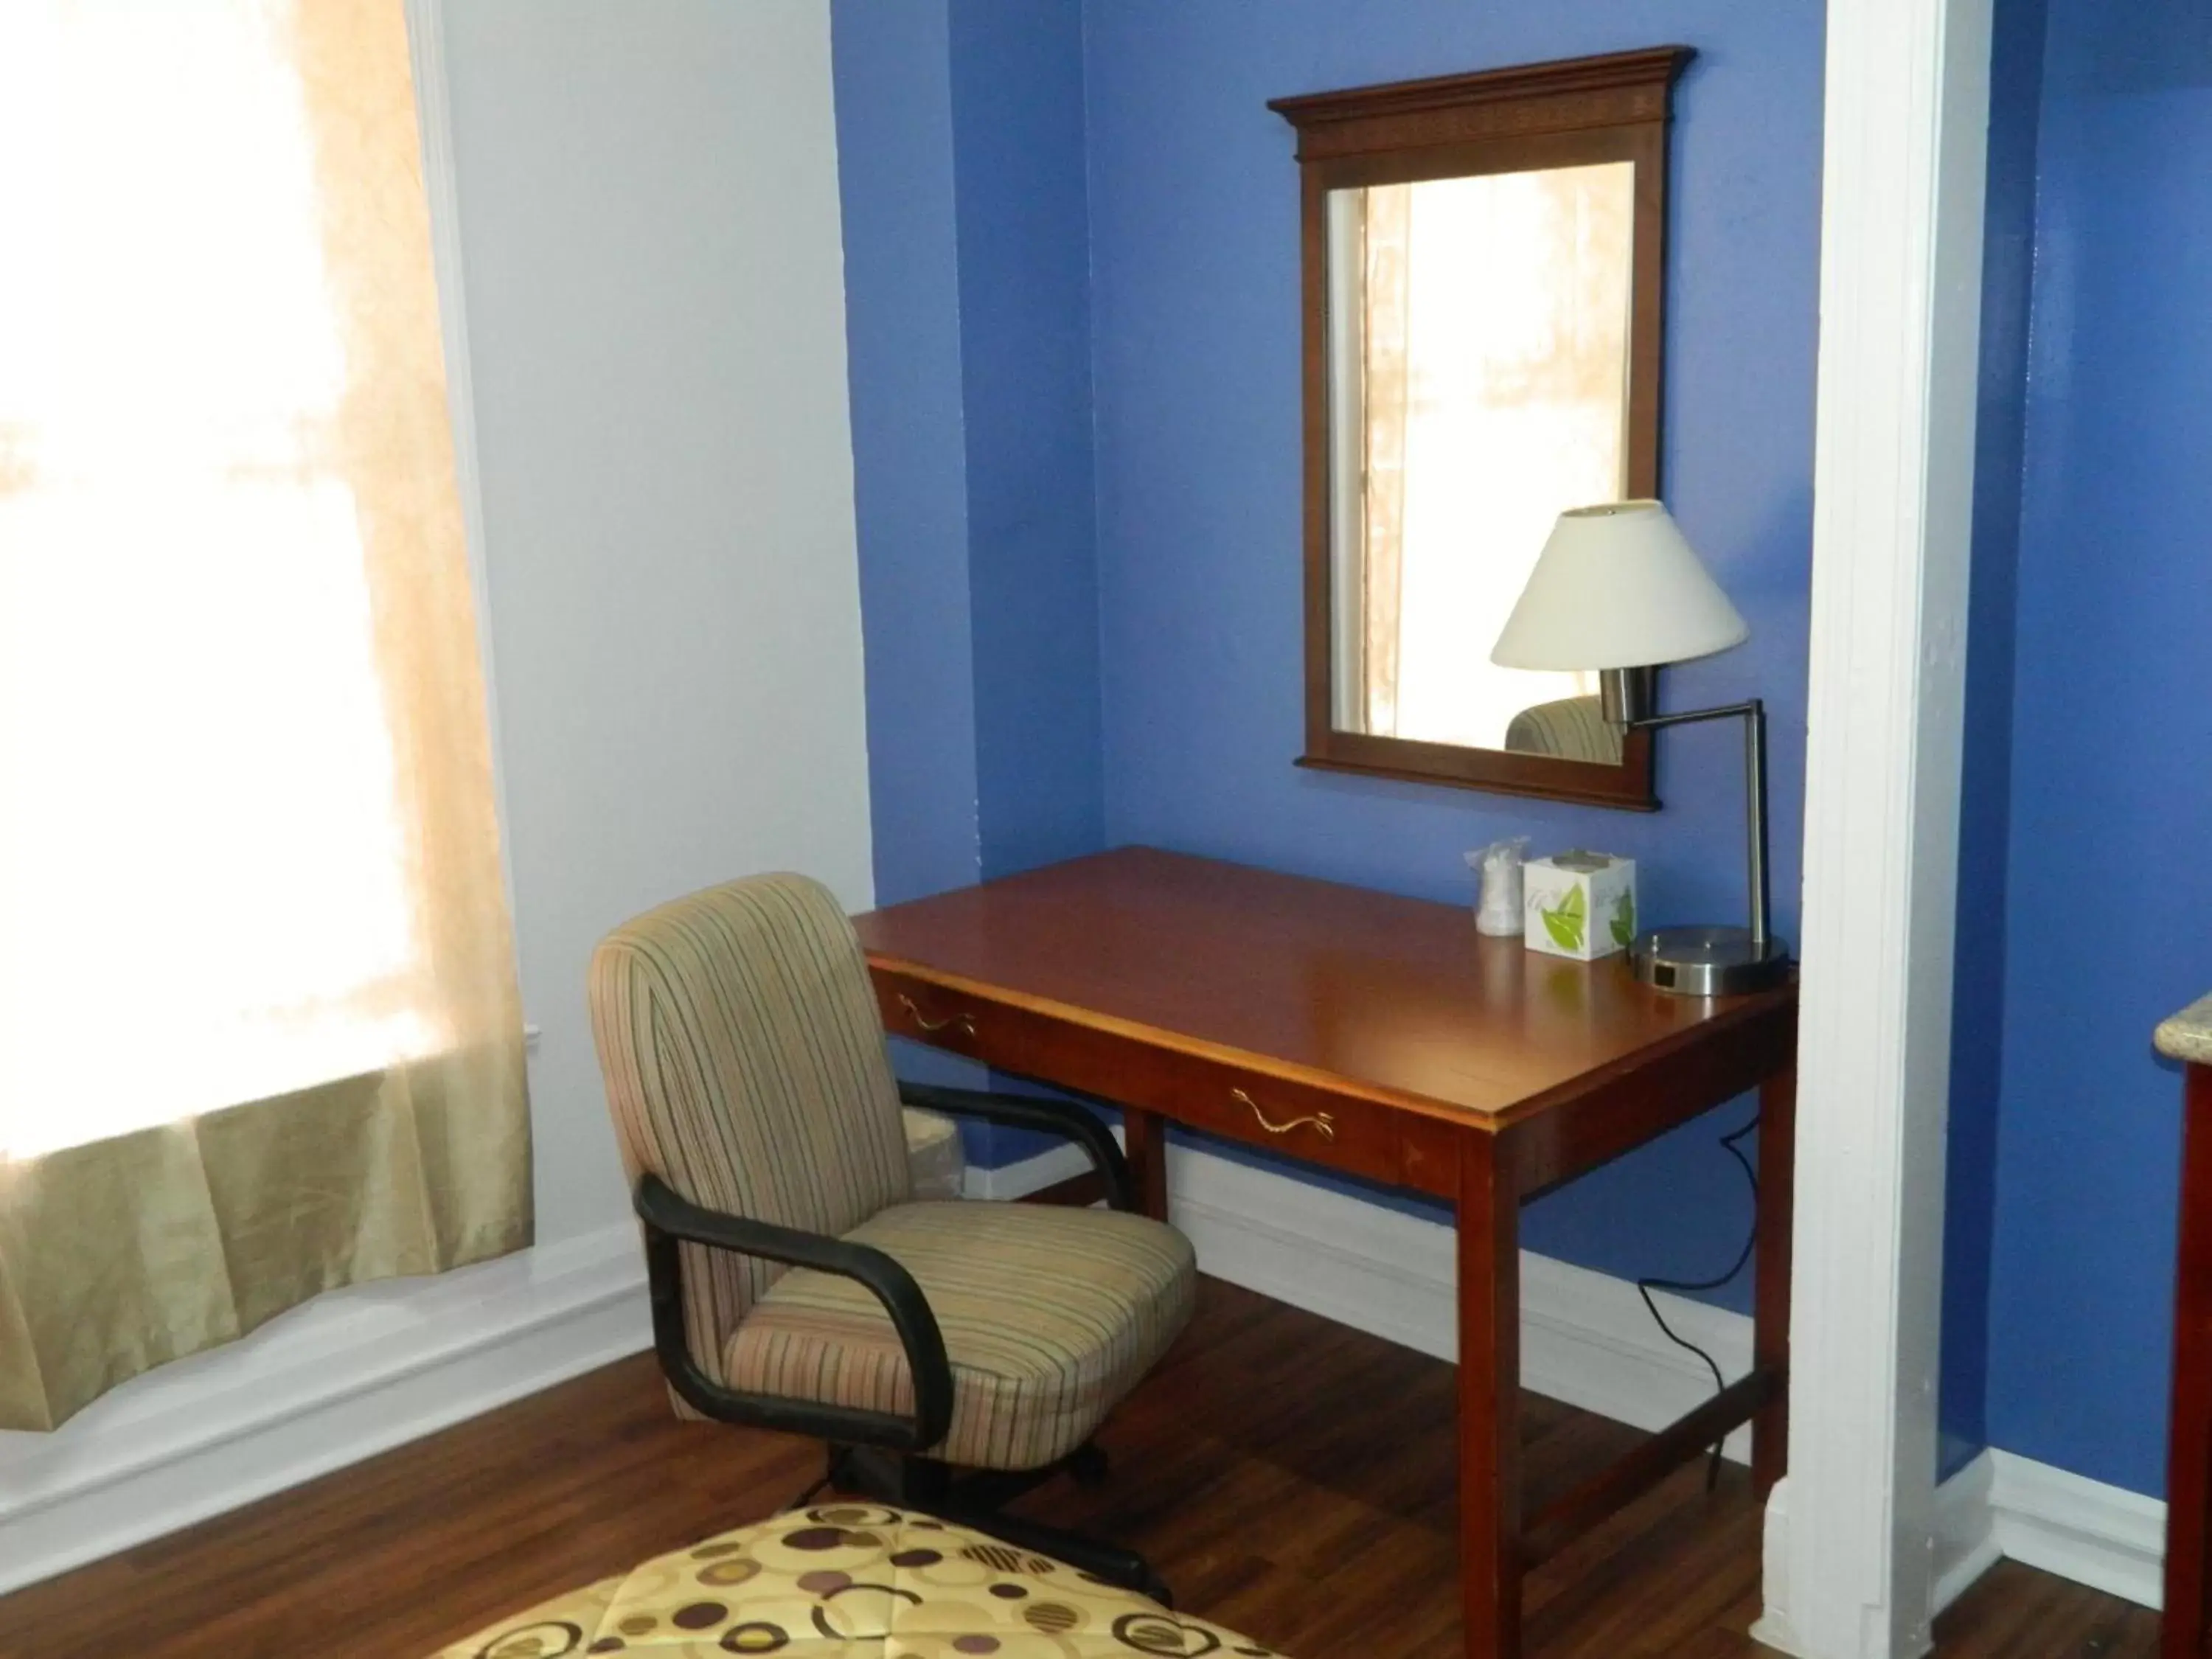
[{"xmin": 0, "ymin": 1278, "xmax": 2159, "ymax": 1658}]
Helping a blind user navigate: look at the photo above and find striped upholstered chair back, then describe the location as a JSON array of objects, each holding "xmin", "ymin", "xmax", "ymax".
[
  {"xmin": 588, "ymin": 874, "xmax": 911, "ymax": 1387},
  {"xmin": 1503, "ymin": 693, "xmax": 1625, "ymax": 765}
]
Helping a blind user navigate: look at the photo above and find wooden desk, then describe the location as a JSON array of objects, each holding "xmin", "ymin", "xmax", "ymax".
[{"xmin": 852, "ymin": 846, "xmax": 1798, "ymax": 1658}]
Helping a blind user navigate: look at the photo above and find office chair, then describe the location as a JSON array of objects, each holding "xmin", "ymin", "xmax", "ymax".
[
  {"xmin": 588, "ymin": 873, "xmax": 1194, "ymax": 1601},
  {"xmin": 1503, "ymin": 693, "xmax": 1625, "ymax": 764}
]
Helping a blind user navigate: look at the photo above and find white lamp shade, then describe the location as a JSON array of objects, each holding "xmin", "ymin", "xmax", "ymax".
[{"xmin": 1491, "ymin": 500, "xmax": 1749, "ymax": 670}]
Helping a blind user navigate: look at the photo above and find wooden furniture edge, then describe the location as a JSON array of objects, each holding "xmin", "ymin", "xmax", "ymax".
[
  {"xmin": 1458, "ymin": 1130, "xmax": 1523, "ymax": 1652},
  {"xmin": 2164, "ymin": 1059, "xmax": 2212, "ymax": 1656},
  {"xmin": 866, "ymin": 946, "xmax": 1795, "ymax": 1141},
  {"xmin": 1521, "ymin": 1363, "xmax": 1784, "ymax": 1568},
  {"xmin": 1268, "ymin": 46, "xmax": 1696, "ymax": 156},
  {"xmin": 1752, "ymin": 1065, "xmax": 1798, "ymax": 1496},
  {"xmin": 860, "ymin": 853, "xmax": 1801, "ymax": 1659},
  {"xmin": 1293, "ymin": 742, "xmax": 1661, "ymax": 811}
]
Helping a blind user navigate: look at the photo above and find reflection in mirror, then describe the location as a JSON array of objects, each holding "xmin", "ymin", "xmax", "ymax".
[{"xmin": 1326, "ymin": 163, "xmax": 1634, "ymax": 763}]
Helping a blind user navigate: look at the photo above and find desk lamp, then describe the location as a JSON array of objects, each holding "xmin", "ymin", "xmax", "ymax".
[{"xmin": 1492, "ymin": 501, "xmax": 1790, "ymax": 995}]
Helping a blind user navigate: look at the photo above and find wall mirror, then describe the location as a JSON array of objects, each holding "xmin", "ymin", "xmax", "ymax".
[{"xmin": 1272, "ymin": 47, "xmax": 1691, "ymax": 809}]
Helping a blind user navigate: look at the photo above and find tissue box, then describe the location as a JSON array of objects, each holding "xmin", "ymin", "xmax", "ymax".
[{"xmin": 1523, "ymin": 851, "xmax": 1638, "ymax": 961}]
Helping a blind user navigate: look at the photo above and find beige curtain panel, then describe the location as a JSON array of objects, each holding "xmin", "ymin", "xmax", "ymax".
[{"xmin": 0, "ymin": 0, "xmax": 530, "ymax": 1431}]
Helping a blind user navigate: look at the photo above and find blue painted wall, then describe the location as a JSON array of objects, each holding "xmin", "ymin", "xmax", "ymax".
[
  {"xmin": 832, "ymin": 0, "xmax": 1103, "ymax": 909},
  {"xmin": 1980, "ymin": 0, "xmax": 2212, "ymax": 1498},
  {"xmin": 1941, "ymin": 0, "xmax": 2051, "ymax": 1481},
  {"xmin": 832, "ymin": 0, "xmax": 980, "ymax": 911},
  {"xmin": 949, "ymin": 0, "xmax": 1107, "ymax": 883},
  {"xmin": 1082, "ymin": 1, "xmax": 1826, "ymax": 1306},
  {"xmin": 832, "ymin": 0, "xmax": 2212, "ymax": 1502},
  {"xmin": 834, "ymin": 0, "xmax": 1106, "ymax": 1155}
]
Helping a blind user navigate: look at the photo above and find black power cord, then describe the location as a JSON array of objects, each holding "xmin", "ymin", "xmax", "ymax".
[{"xmin": 1634, "ymin": 1112, "xmax": 1760, "ymax": 1489}]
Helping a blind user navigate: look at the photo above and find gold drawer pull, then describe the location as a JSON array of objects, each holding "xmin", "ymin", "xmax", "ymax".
[
  {"xmin": 1233, "ymin": 1088, "xmax": 1335, "ymax": 1141},
  {"xmin": 897, "ymin": 993, "xmax": 976, "ymax": 1038}
]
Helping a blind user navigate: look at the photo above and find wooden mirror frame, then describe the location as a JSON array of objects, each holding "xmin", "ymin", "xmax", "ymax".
[{"xmin": 1272, "ymin": 46, "xmax": 1693, "ymax": 810}]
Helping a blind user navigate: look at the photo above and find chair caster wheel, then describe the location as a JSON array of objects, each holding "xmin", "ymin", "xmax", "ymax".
[{"xmin": 1067, "ymin": 1444, "xmax": 1110, "ymax": 1488}]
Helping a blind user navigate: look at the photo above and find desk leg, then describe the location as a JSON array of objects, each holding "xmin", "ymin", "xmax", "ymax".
[
  {"xmin": 1753, "ymin": 1065, "xmax": 1796, "ymax": 1498},
  {"xmin": 1122, "ymin": 1107, "xmax": 1170, "ymax": 1222},
  {"xmin": 1458, "ymin": 1130, "xmax": 1522, "ymax": 1658}
]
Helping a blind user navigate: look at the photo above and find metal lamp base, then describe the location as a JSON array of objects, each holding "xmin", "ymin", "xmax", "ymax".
[{"xmin": 1630, "ymin": 925, "xmax": 1794, "ymax": 997}]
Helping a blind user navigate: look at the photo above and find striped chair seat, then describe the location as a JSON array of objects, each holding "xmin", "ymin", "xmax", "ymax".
[
  {"xmin": 433, "ymin": 1504, "xmax": 1286, "ymax": 1656},
  {"xmin": 727, "ymin": 1201, "xmax": 1195, "ymax": 1471}
]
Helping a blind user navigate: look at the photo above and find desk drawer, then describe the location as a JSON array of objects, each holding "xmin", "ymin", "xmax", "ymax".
[
  {"xmin": 1160, "ymin": 1059, "xmax": 1399, "ymax": 1183},
  {"xmin": 876, "ymin": 973, "xmax": 989, "ymax": 1057},
  {"xmin": 871, "ymin": 967, "xmax": 1401, "ymax": 1185}
]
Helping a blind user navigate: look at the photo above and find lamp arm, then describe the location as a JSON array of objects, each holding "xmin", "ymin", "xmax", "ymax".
[{"xmin": 1627, "ymin": 698, "xmax": 1770, "ymax": 953}]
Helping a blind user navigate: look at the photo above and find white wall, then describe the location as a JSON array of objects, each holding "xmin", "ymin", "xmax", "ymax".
[
  {"xmin": 0, "ymin": 0, "xmax": 872, "ymax": 1592},
  {"xmin": 445, "ymin": 0, "xmax": 876, "ymax": 1239}
]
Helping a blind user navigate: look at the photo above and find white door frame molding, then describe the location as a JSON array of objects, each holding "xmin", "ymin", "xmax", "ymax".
[{"xmin": 1750, "ymin": 0, "xmax": 1994, "ymax": 1655}]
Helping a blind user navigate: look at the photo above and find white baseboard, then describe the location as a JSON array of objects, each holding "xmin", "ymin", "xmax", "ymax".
[
  {"xmin": 1165, "ymin": 1141, "xmax": 1761, "ymax": 1458},
  {"xmin": 1986, "ymin": 1448, "xmax": 2165, "ymax": 1610},
  {"xmin": 1934, "ymin": 1451, "xmax": 2003, "ymax": 1615},
  {"xmin": 0, "ymin": 1224, "xmax": 650, "ymax": 1596},
  {"xmin": 975, "ymin": 1137, "xmax": 2168, "ymax": 1620},
  {"xmin": 962, "ymin": 1141, "xmax": 1091, "ymax": 1200},
  {"xmin": 1749, "ymin": 1475, "xmax": 1804, "ymax": 1656},
  {"xmin": 970, "ymin": 1134, "xmax": 1756, "ymax": 1459},
  {"xmin": 1749, "ymin": 1447, "xmax": 1999, "ymax": 1655},
  {"xmin": 5, "ymin": 1133, "xmax": 2168, "ymax": 1620},
  {"xmin": 1756, "ymin": 1445, "xmax": 2163, "ymax": 1657}
]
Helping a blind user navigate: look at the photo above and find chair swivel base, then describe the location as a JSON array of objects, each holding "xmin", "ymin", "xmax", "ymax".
[{"xmin": 821, "ymin": 1441, "xmax": 1171, "ymax": 1607}]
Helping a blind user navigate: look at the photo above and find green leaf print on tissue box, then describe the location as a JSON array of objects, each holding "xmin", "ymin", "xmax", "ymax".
[
  {"xmin": 1538, "ymin": 886, "xmax": 1585, "ymax": 952},
  {"xmin": 1523, "ymin": 851, "xmax": 1638, "ymax": 962}
]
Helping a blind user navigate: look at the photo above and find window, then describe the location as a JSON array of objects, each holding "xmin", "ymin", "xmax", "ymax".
[{"xmin": 0, "ymin": 0, "xmax": 512, "ymax": 1158}]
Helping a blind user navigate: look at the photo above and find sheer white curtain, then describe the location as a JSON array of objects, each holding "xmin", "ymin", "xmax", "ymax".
[{"xmin": 0, "ymin": 0, "xmax": 529, "ymax": 1431}]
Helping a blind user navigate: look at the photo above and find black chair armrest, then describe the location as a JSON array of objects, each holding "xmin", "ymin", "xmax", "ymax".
[
  {"xmin": 633, "ymin": 1174, "xmax": 953, "ymax": 1452},
  {"xmin": 897, "ymin": 1083, "xmax": 1138, "ymax": 1213}
]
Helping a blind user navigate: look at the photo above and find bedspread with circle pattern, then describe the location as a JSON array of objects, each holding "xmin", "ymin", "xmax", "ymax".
[{"xmin": 434, "ymin": 1504, "xmax": 1288, "ymax": 1658}]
